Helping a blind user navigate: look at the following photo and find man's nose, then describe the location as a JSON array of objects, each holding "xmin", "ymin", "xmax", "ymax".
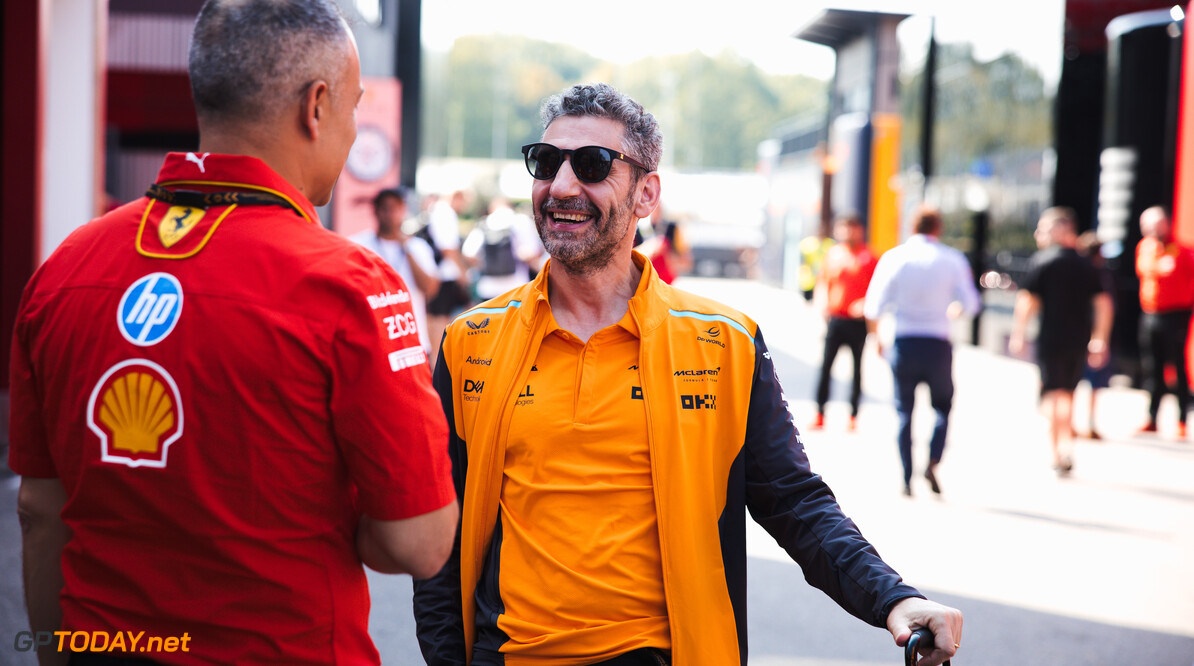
[{"xmin": 549, "ymin": 156, "xmax": 583, "ymax": 199}]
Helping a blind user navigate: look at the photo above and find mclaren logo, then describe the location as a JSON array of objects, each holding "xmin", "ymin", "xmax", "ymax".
[{"xmin": 674, "ymin": 367, "xmax": 720, "ymax": 377}]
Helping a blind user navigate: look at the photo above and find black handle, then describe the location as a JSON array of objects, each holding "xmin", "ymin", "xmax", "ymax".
[{"xmin": 905, "ymin": 628, "xmax": 951, "ymax": 666}]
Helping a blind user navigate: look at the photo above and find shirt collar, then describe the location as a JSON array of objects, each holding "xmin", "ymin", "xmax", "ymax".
[
  {"xmin": 535, "ymin": 253, "xmax": 649, "ymax": 341},
  {"xmin": 154, "ymin": 152, "xmax": 320, "ymax": 224}
]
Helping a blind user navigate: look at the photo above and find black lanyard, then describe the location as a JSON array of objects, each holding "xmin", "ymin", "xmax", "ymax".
[{"xmin": 146, "ymin": 183, "xmax": 302, "ymax": 216}]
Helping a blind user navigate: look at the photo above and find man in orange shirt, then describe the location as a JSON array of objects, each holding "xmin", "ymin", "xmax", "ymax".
[
  {"xmin": 1136, "ymin": 206, "xmax": 1194, "ymax": 437},
  {"xmin": 811, "ymin": 215, "xmax": 878, "ymax": 431}
]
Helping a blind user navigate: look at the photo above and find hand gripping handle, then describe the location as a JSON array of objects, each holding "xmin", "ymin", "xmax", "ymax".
[{"xmin": 905, "ymin": 628, "xmax": 951, "ymax": 666}]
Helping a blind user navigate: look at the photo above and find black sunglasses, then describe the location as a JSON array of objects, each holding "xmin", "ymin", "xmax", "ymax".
[{"xmin": 521, "ymin": 143, "xmax": 649, "ymax": 183}]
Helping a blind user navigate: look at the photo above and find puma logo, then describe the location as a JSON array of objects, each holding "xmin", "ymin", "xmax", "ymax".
[{"xmin": 185, "ymin": 152, "xmax": 210, "ymax": 173}]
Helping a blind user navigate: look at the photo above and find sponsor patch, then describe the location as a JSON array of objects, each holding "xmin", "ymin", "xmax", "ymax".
[
  {"xmin": 388, "ymin": 347, "xmax": 426, "ymax": 372},
  {"xmin": 465, "ymin": 317, "xmax": 491, "ymax": 335},
  {"xmin": 384, "ymin": 312, "xmax": 417, "ymax": 339},
  {"xmin": 158, "ymin": 206, "xmax": 205, "ymax": 248},
  {"xmin": 87, "ymin": 359, "xmax": 183, "ymax": 468},
  {"xmin": 368, "ymin": 290, "xmax": 411, "ymax": 309},
  {"xmin": 118, "ymin": 273, "xmax": 183, "ymax": 347},
  {"xmin": 681, "ymin": 394, "xmax": 717, "ymax": 410}
]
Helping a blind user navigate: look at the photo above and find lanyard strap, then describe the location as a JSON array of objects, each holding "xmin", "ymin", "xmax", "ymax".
[{"xmin": 146, "ymin": 183, "xmax": 302, "ymax": 216}]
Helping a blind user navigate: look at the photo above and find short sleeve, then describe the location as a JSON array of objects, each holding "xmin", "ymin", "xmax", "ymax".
[
  {"xmin": 1020, "ymin": 256, "xmax": 1044, "ymax": 295},
  {"xmin": 406, "ymin": 237, "xmax": 440, "ymax": 275},
  {"xmin": 428, "ymin": 207, "xmax": 461, "ymax": 251},
  {"xmin": 329, "ymin": 254, "xmax": 455, "ymax": 520},
  {"xmin": 8, "ymin": 299, "xmax": 58, "ymax": 478}
]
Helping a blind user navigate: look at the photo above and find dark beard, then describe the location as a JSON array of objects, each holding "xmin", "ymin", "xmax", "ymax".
[{"xmin": 534, "ymin": 190, "xmax": 636, "ymax": 276}]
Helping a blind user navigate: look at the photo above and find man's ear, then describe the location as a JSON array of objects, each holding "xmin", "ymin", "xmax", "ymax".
[
  {"xmin": 300, "ymin": 80, "xmax": 331, "ymax": 140},
  {"xmin": 633, "ymin": 172, "xmax": 662, "ymax": 219}
]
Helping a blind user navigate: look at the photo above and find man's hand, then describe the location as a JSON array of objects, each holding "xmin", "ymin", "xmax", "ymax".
[
  {"xmin": 1087, "ymin": 338, "xmax": 1109, "ymax": 369},
  {"xmin": 1008, "ymin": 331, "xmax": 1025, "ymax": 357},
  {"xmin": 887, "ymin": 597, "xmax": 963, "ymax": 666},
  {"xmin": 18, "ymin": 477, "xmax": 71, "ymax": 666}
]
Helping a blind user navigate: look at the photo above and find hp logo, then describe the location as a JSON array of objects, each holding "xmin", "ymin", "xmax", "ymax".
[{"xmin": 118, "ymin": 273, "xmax": 183, "ymax": 346}]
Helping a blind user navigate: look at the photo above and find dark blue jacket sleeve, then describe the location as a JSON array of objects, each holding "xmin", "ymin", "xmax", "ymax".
[
  {"xmin": 412, "ymin": 337, "xmax": 469, "ymax": 665},
  {"xmin": 743, "ymin": 328, "xmax": 924, "ymax": 627}
]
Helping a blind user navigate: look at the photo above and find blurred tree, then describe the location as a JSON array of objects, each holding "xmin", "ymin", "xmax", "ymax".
[
  {"xmin": 421, "ymin": 35, "xmax": 826, "ymax": 170},
  {"xmin": 901, "ymin": 43, "xmax": 1052, "ymax": 176}
]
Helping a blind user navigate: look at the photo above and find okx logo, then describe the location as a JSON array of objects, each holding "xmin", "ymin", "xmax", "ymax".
[
  {"xmin": 118, "ymin": 273, "xmax": 183, "ymax": 346},
  {"xmin": 681, "ymin": 394, "xmax": 716, "ymax": 410}
]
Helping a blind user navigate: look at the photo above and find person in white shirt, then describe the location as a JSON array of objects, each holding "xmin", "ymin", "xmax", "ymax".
[
  {"xmin": 423, "ymin": 190, "xmax": 474, "ymax": 367},
  {"xmin": 863, "ymin": 205, "xmax": 981, "ymax": 496},
  {"xmin": 461, "ymin": 197, "xmax": 544, "ymax": 301},
  {"xmin": 350, "ymin": 188, "xmax": 440, "ymax": 353}
]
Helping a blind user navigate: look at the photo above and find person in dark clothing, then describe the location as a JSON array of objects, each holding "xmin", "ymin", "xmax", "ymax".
[{"xmin": 1010, "ymin": 208, "xmax": 1113, "ymax": 475}]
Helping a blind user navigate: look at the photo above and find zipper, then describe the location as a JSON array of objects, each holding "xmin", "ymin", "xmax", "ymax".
[{"xmin": 629, "ymin": 306, "xmax": 676, "ymax": 664}]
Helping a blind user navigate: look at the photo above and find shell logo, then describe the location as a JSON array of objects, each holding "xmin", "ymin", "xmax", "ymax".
[{"xmin": 87, "ymin": 359, "xmax": 183, "ymax": 468}]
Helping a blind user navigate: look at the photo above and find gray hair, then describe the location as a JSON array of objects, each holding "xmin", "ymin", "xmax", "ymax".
[
  {"xmin": 189, "ymin": 0, "xmax": 347, "ymax": 124},
  {"xmin": 540, "ymin": 83, "xmax": 663, "ymax": 174}
]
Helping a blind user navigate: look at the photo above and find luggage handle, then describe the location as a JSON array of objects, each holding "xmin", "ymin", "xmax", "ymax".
[{"xmin": 905, "ymin": 628, "xmax": 951, "ymax": 666}]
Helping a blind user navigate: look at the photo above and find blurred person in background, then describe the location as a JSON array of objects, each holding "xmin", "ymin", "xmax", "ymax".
[
  {"xmin": 798, "ymin": 224, "xmax": 834, "ymax": 302},
  {"xmin": 1135, "ymin": 205, "xmax": 1194, "ymax": 438},
  {"xmin": 810, "ymin": 214, "xmax": 877, "ymax": 432},
  {"xmin": 636, "ymin": 203, "xmax": 692, "ymax": 284},
  {"xmin": 351, "ymin": 187, "xmax": 440, "ymax": 353},
  {"xmin": 412, "ymin": 81, "xmax": 962, "ymax": 666},
  {"xmin": 461, "ymin": 197, "xmax": 543, "ymax": 301},
  {"xmin": 11, "ymin": 2, "xmax": 457, "ymax": 664},
  {"xmin": 1075, "ymin": 231, "xmax": 1115, "ymax": 440},
  {"xmin": 1010, "ymin": 207, "xmax": 1112, "ymax": 475},
  {"xmin": 423, "ymin": 189, "xmax": 474, "ymax": 367},
  {"xmin": 864, "ymin": 206, "xmax": 980, "ymax": 496}
]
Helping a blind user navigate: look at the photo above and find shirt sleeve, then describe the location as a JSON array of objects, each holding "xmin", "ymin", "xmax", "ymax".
[
  {"xmin": 743, "ymin": 327, "xmax": 923, "ymax": 627},
  {"xmin": 429, "ymin": 207, "xmax": 461, "ymax": 251},
  {"xmin": 329, "ymin": 252, "xmax": 455, "ymax": 520},
  {"xmin": 413, "ymin": 334, "xmax": 469, "ymax": 665},
  {"xmin": 862, "ymin": 253, "xmax": 894, "ymax": 320},
  {"xmin": 952, "ymin": 251, "xmax": 982, "ymax": 317},
  {"xmin": 407, "ymin": 237, "xmax": 440, "ymax": 275},
  {"xmin": 8, "ymin": 292, "xmax": 58, "ymax": 478},
  {"xmin": 1020, "ymin": 254, "xmax": 1044, "ymax": 295}
]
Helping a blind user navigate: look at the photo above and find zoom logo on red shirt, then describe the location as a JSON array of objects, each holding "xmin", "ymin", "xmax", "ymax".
[{"xmin": 384, "ymin": 312, "xmax": 417, "ymax": 339}]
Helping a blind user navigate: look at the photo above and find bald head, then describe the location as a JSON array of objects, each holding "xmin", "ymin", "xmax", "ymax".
[
  {"xmin": 189, "ymin": 0, "xmax": 349, "ymax": 127},
  {"xmin": 1140, "ymin": 206, "xmax": 1171, "ymax": 241}
]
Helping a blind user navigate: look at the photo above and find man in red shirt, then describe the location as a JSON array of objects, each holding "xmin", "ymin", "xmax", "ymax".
[
  {"xmin": 811, "ymin": 215, "xmax": 879, "ymax": 431},
  {"xmin": 1136, "ymin": 206, "xmax": 1194, "ymax": 437},
  {"xmin": 11, "ymin": 2, "xmax": 457, "ymax": 664}
]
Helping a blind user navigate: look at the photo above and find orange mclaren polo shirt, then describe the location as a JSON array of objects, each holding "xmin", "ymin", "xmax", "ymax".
[{"xmin": 493, "ymin": 304, "xmax": 669, "ymax": 663}]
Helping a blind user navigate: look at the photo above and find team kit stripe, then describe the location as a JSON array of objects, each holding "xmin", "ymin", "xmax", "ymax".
[
  {"xmin": 667, "ymin": 309, "xmax": 755, "ymax": 343},
  {"xmin": 455, "ymin": 300, "xmax": 522, "ymax": 323}
]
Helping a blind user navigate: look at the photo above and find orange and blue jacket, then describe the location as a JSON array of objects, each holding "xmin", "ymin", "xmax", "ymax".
[{"xmin": 413, "ymin": 253, "xmax": 922, "ymax": 665}]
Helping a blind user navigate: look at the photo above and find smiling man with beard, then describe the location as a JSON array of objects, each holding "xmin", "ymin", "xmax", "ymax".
[{"xmin": 413, "ymin": 82, "xmax": 962, "ymax": 666}]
